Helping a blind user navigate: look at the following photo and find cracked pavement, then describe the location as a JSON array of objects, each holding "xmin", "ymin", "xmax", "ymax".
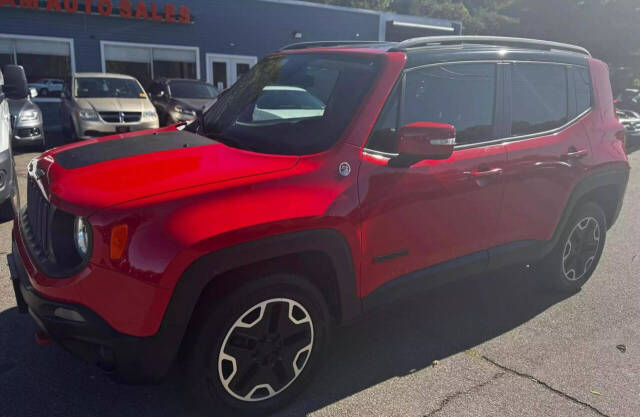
[{"xmin": 0, "ymin": 140, "xmax": 639, "ymax": 416}]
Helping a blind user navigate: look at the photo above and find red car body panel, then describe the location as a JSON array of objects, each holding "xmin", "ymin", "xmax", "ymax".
[{"xmin": 358, "ymin": 143, "xmax": 507, "ymax": 296}]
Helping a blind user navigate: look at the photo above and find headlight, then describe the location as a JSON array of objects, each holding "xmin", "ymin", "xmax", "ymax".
[
  {"xmin": 142, "ymin": 110, "xmax": 158, "ymax": 119},
  {"xmin": 74, "ymin": 216, "xmax": 91, "ymax": 258},
  {"xmin": 18, "ymin": 110, "xmax": 40, "ymax": 122},
  {"xmin": 173, "ymin": 105, "xmax": 196, "ymax": 116},
  {"xmin": 77, "ymin": 109, "xmax": 99, "ymax": 121}
]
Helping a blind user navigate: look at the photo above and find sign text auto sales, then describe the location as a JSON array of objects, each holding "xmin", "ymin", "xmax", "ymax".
[{"xmin": 1, "ymin": 0, "xmax": 191, "ymax": 24}]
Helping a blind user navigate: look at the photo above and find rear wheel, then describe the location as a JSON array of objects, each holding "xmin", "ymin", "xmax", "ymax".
[
  {"xmin": 539, "ymin": 202, "xmax": 607, "ymax": 292},
  {"xmin": 184, "ymin": 274, "xmax": 330, "ymax": 416}
]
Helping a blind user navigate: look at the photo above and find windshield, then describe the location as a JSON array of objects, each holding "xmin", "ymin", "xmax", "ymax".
[
  {"xmin": 75, "ymin": 77, "xmax": 145, "ymax": 98},
  {"xmin": 170, "ymin": 81, "xmax": 218, "ymax": 99},
  {"xmin": 202, "ymin": 53, "xmax": 381, "ymax": 155}
]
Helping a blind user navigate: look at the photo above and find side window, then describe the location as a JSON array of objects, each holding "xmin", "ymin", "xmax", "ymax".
[
  {"xmin": 574, "ymin": 66, "xmax": 592, "ymax": 116},
  {"xmin": 366, "ymin": 84, "xmax": 400, "ymax": 153},
  {"xmin": 511, "ymin": 63, "xmax": 568, "ymax": 136},
  {"xmin": 403, "ymin": 63, "xmax": 497, "ymax": 145}
]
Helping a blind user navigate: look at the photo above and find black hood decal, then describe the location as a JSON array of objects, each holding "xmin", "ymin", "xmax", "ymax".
[{"xmin": 55, "ymin": 130, "xmax": 214, "ymax": 169}]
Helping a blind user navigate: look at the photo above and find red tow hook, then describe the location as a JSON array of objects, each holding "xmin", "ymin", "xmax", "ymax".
[{"xmin": 35, "ymin": 330, "xmax": 52, "ymax": 346}]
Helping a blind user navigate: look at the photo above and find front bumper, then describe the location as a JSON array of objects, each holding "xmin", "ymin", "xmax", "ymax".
[
  {"xmin": 8, "ymin": 229, "xmax": 181, "ymax": 383},
  {"xmin": 77, "ymin": 119, "xmax": 159, "ymax": 140},
  {"xmin": 13, "ymin": 120, "xmax": 44, "ymax": 144}
]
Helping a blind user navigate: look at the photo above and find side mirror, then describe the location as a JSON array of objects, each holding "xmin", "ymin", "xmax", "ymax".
[
  {"xmin": 391, "ymin": 122, "xmax": 456, "ymax": 167},
  {"xmin": 2, "ymin": 64, "xmax": 29, "ymax": 99},
  {"xmin": 29, "ymin": 87, "xmax": 38, "ymax": 98}
]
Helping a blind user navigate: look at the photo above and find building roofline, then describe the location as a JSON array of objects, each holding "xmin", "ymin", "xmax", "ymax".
[{"xmin": 256, "ymin": 0, "xmax": 460, "ymax": 29}]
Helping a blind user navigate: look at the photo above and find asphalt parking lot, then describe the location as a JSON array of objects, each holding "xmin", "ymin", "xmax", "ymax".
[{"xmin": 1, "ymin": 139, "xmax": 639, "ymax": 417}]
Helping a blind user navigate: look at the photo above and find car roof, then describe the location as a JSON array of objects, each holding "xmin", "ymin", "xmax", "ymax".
[
  {"xmin": 74, "ymin": 72, "xmax": 138, "ymax": 80},
  {"xmin": 280, "ymin": 36, "xmax": 591, "ymax": 68}
]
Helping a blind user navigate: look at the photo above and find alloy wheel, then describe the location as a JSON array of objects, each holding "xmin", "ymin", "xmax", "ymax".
[
  {"xmin": 216, "ymin": 298, "xmax": 314, "ymax": 402},
  {"xmin": 562, "ymin": 216, "xmax": 601, "ymax": 281}
]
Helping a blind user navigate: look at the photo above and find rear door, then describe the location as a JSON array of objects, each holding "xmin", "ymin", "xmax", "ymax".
[{"xmin": 493, "ymin": 62, "xmax": 594, "ymax": 251}]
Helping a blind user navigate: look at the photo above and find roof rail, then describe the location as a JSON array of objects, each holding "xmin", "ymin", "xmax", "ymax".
[
  {"xmin": 390, "ymin": 36, "xmax": 591, "ymax": 57},
  {"xmin": 281, "ymin": 40, "xmax": 390, "ymax": 51}
]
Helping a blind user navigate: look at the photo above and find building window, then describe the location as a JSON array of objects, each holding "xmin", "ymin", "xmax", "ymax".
[
  {"xmin": 102, "ymin": 42, "xmax": 198, "ymax": 88},
  {"xmin": 0, "ymin": 35, "xmax": 74, "ymax": 95}
]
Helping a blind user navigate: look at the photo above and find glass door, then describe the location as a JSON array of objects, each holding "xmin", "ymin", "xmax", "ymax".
[{"xmin": 206, "ymin": 54, "xmax": 257, "ymax": 92}]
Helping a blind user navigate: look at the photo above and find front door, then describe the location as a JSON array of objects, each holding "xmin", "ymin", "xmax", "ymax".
[
  {"xmin": 206, "ymin": 54, "xmax": 257, "ymax": 92},
  {"xmin": 358, "ymin": 62, "xmax": 507, "ymax": 296}
]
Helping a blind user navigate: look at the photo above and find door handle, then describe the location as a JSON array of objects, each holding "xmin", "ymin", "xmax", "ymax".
[
  {"xmin": 468, "ymin": 168, "xmax": 504, "ymax": 178},
  {"xmin": 563, "ymin": 149, "xmax": 589, "ymax": 159}
]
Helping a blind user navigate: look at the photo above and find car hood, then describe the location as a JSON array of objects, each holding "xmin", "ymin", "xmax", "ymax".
[
  {"xmin": 75, "ymin": 97, "xmax": 154, "ymax": 112},
  {"xmin": 172, "ymin": 97, "xmax": 217, "ymax": 111},
  {"xmin": 33, "ymin": 127, "xmax": 299, "ymax": 215}
]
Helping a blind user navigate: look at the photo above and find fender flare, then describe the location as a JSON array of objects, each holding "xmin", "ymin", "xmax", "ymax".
[
  {"xmin": 545, "ymin": 165, "xmax": 629, "ymax": 256},
  {"xmin": 146, "ymin": 228, "xmax": 360, "ymax": 379}
]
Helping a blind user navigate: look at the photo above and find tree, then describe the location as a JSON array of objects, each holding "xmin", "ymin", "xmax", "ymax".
[{"xmin": 310, "ymin": 0, "xmax": 519, "ymax": 34}]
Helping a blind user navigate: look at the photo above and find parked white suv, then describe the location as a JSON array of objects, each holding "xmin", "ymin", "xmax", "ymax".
[
  {"xmin": 61, "ymin": 73, "xmax": 159, "ymax": 141},
  {"xmin": 28, "ymin": 78, "xmax": 64, "ymax": 97}
]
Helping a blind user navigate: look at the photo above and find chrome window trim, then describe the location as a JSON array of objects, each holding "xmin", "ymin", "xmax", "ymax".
[
  {"xmin": 454, "ymin": 107, "xmax": 593, "ymax": 150},
  {"xmin": 364, "ymin": 107, "xmax": 593, "ymax": 159}
]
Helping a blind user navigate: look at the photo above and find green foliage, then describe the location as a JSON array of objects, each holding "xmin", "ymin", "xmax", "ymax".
[{"xmin": 310, "ymin": 0, "xmax": 519, "ymax": 34}]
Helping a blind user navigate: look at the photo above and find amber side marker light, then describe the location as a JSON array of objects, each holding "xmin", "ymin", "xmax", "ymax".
[{"xmin": 110, "ymin": 225, "xmax": 129, "ymax": 260}]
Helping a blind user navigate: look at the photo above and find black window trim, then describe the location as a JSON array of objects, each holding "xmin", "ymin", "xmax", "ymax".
[
  {"xmin": 365, "ymin": 59, "xmax": 503, "ymax": 156},
  {"xmin": 473, "ymin": 60, "xmax": 593, "ymax": 150},
  {"xmin": 364, "ymin": 59, "xmax": 593, "ymax": 158}
]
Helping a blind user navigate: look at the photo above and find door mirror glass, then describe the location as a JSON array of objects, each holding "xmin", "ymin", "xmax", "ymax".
[
  {"xmin": 392, "ymin": 122, "xmax": 455, "ymax": 166},
  {"xmin": 2, "ymin": 65, "xmax": 29, "ymax": 99},
  {"xmin": 29, "ymin": 87, "xmax": 38, "ymax": 98}
]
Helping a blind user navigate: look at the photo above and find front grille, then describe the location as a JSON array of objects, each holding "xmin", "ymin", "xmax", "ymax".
[
  {"xmin": 23, "ymin": 178, "xmax": 87, "ymax": 278},
  {"xmin": 99, "ymin": 111, "xmax": 141, "ymax": 123},
  {"xmin": 26, "ymin": 178, "xmax": 52, "ymax": 258}
]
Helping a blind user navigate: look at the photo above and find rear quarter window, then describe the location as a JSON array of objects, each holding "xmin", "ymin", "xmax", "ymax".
[{"xmin": 574, "ymin": 66, "xmax": 592, "ymax": 116}]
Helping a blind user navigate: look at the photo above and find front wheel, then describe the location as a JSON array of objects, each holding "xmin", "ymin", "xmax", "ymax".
[
  {"xmin": 184, "ymin": 274, "xmax": 330, "ymax": 416},
  {"xmin": 539, "ymin": 202, "xmax": 607, "ymax": 292}
]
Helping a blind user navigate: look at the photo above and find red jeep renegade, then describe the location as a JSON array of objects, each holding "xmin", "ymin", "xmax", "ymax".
[{"xmin": 8, "ymin": 37, "xmax": 629, "ymax": 416}]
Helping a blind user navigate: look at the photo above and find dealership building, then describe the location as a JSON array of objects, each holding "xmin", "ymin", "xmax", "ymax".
[{"xmin": 0, "ymin": 0, "xmax": 460, "ymax": 129}]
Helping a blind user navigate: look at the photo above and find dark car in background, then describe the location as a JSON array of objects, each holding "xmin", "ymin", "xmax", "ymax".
[
  {"xmin": 148, "ymin": 78, "xmax": 218, "ymax": 126},
  {"xmin": 615, "ymin": 88, "xmax": 640, "ymax": 113}
]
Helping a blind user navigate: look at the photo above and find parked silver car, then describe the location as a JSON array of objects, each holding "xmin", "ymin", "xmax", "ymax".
[
  {"xmin": 61, "ymin": 73, "xmax": 159, "ymax": 141},
  {"xmin": 8, "ymin": 85, "xmax": 45, "ymax": 148}
]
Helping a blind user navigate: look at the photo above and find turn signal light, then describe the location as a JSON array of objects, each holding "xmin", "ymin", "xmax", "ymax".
[{"xmin": 110, "ymin": 224, "xmax": 129, "ymax": 260}]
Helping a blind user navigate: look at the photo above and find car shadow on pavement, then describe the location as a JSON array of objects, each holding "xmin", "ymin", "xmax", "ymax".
[{"xmin": 0, "ymin": 265, "xmax": 572, "ymax": 417}]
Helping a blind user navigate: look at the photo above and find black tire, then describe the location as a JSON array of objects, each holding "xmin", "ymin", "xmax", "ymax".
[
  {"xmin": 183, "ymin": 274, "xmax": 330, "ymax": 417},
  {"xmin": 539, "ymin": 202, "xmax": 607, "ymax": 292}
]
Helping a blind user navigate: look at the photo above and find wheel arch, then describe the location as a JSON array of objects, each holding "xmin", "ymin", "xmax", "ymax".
[
  {"xmin": 148, "ymin": 229, "xmax": 360, "ymax": 379},
  {"xmin": 549, "ymin": 166, "xmax": 629, "ymax": 254}
]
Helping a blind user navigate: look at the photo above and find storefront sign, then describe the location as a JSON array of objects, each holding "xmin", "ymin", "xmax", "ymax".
[{"xmin": 0, "ymin": 0, "xmax": 191, "ymax": 24}]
